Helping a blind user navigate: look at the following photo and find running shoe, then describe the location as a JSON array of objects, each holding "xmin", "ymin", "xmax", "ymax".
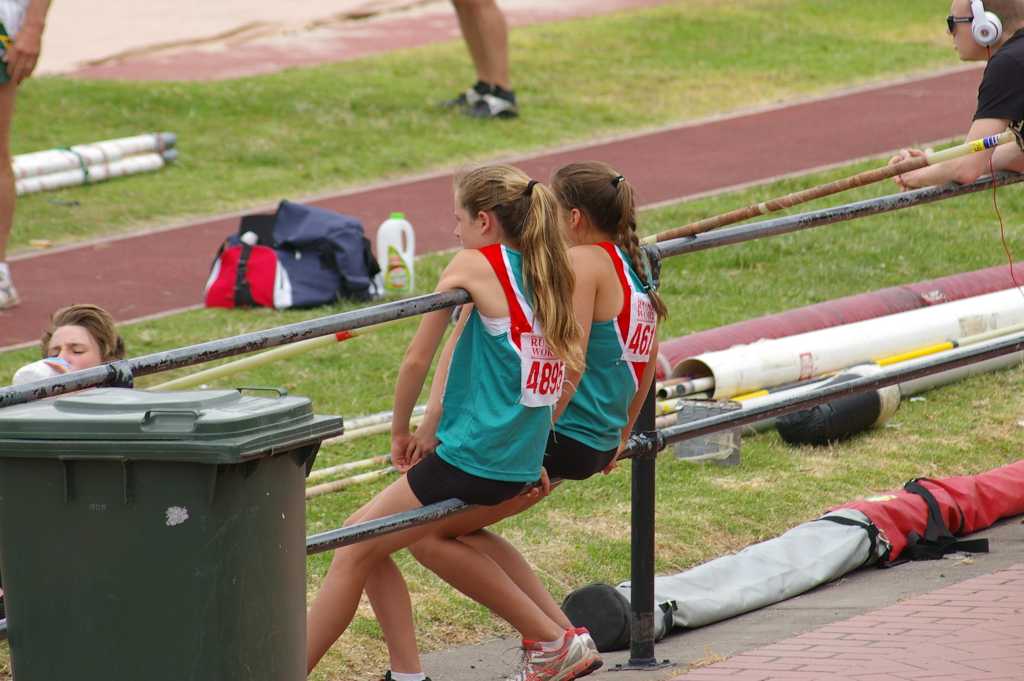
[
  {"xmin": 0, "ymin": 265, "xmax": 19, "ymax": 310},
  {"xmin": 574, "ymin": 627, "xmax": 598, "ymax": 655},
  {"xmin": 468, "ymin": 87, "xmax": 518, "ymax": 119},
  {"xmin": 441, "ymin": 80, "xmax": 492, "ymax": 110},
  {"xmin": 505, "ymin": 630, "xmax": 603, "ymax": 681},
  {"xmin": 379, "ymin": 672, "xmax": 432, "ymax": 681}
]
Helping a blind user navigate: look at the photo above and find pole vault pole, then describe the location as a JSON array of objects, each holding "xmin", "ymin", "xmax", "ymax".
[
  {"xmin": 644, "ymin": 130, "xmax": 1018, "ymax": 244},
  {"xmin": 149, "ymin": 319, "xmax": 405, "ymax": 391}
]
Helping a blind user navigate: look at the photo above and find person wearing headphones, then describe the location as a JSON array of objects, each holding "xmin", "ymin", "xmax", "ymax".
[{"xmin": 891, "ymin": 0, "xmax": 1024, "ymax": 189}]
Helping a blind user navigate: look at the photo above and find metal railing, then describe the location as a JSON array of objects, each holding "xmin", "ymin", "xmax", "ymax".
[{"xmin": 0, "ymin": 174, "xmax": 1020, "ymax": 662}]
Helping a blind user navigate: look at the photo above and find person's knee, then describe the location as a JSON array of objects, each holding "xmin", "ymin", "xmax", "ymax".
[
  {"xmin": 327, "ymin": 542, "xmax": 381, "ymax": 576},
  {"xmin": 408, "ymin": 535, "xmax": 445, "ymax": 565}
]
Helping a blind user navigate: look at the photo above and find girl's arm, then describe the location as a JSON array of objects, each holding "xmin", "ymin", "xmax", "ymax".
[
  {"xmin": 605, "ymin": 337, "xmax": 660, "ymax": 474},
  {"xmin": 391, "ymin": 255, "xmax": 472, "ymax": 470},
  {"xmin": 553, "ymin": 248, "xmax": 598, "ymax": 423},
  {"xmin": 407, "ymin": 303, "xmax": 473, "ymax": 463}
]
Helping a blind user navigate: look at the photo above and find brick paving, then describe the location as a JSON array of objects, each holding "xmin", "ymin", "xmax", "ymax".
[{"xmin": 672, "ymin": 564, "xmax": 1024, "ymax": 681}]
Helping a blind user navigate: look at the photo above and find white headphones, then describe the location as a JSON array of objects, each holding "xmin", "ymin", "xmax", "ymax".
[{"xmin": 971, "ymin": 0, "xmax": 1003, "ymax": 47}]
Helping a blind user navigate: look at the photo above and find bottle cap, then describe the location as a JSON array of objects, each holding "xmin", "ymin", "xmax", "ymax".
[{"xmin": 390, "ymin": 212, "xmax": 406, "ymax": 220}]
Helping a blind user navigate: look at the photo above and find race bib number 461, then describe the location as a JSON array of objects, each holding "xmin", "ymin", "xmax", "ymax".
[
  {"xmin": 520, "ymin": 333, "xmax": 564, "ymax": 407},
  {"xmin": 623, "ymin": 296, "xmax": 656, "ymax": 362}
]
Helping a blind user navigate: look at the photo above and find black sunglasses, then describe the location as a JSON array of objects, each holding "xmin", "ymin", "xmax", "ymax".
[{"xmin": 947, "ymin": 15, "xmax": 972, "ymax": 34}]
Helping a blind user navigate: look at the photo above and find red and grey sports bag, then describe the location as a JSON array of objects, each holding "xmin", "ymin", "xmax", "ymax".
[{"xmin": 204, "ymin": 200, "xmax": 381, "ymax": 309}]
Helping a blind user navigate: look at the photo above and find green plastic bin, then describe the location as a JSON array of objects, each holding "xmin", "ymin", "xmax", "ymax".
[{"xmin": 0, "ymin": 388, "xmax": 342, "ymax": 681}]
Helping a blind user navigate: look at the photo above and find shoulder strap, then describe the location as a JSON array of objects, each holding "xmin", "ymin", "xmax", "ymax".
[
  {"xmin": 901, "ymin": 478, "xmax": 989, "ymax": 560},
  {"xmin": 234, "ymin": 244, "xmax": 256, "ymax": 307},
  {"xmin": 479, "ymin": 244, "xmax": 533, "ymax": 349},
  {"xmin": 594, "ymin": 242, "xmax": 633, "ymax": 346},
  {"xmin": 817, "ymin": 514, "xmax": 885, "ymax": 567}
]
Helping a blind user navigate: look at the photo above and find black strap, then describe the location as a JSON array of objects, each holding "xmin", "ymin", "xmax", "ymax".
[
  {"xmin": 817, "ymin": 514, "xmax": 884, "ymax": 567},
  {"xmin": 234, "ymin": 244, "xmax": 256, "ymax": 307},
  {"xmin": 901, "ymin": 478, "xmax": 989, "ymax": 561}
]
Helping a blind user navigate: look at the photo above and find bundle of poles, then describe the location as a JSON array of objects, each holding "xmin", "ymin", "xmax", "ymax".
[{"xmin": 14, "ymin": 132, "xmax": 178, "ymax": 196}]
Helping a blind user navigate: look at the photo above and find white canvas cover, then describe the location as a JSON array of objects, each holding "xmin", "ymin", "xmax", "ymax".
[{"xmin": 617, "ymin": 508, "xmax": 887, "ymax": 630}]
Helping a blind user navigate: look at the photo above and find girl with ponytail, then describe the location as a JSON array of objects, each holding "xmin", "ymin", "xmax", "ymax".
[
  {"xmin": 307, "ymin": 164, "xmax": 601, "ymax": 681},
  {"xmin": 363, "ymin": 161, "xmax": 663, "ymax": 681}
]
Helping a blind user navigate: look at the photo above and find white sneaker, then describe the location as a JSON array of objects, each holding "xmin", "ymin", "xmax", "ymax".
[
  {"xmin": 0, "ymin": 265, "xmax": 19, "ymax": 309},
  {"xmin": 506, "ymin": 630, "xmax": 603, "ymax": 681},
  {"xmin": 574, "ymin": 627, "xmax": 599, "ymax": 655}
]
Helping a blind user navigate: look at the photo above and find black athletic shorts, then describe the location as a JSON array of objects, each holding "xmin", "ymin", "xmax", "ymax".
[
  {"xmin": 543, "ymin": 431, "xmax": 618, "ymax": 481},
  {"xmin": 406, "ymin": 451, "xmax": 530, "ymax": 506}
]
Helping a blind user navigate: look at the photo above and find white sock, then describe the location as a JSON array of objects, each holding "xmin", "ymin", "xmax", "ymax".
[
  {"xmin": 0, "ymin": 262, "xmax": 9, "ymax": 277},
  {"xmin": 390, "ymin": 672, "xmax": 427, "ymax": 681},
  {"xmin": 539, "ymin": 633, "xmax": 567, "ymax": 652}
]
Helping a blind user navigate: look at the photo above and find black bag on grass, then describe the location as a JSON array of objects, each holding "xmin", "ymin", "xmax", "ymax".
[
  {"xmin": 205, "ymin": 200, "xmax": 381, "ymax": 309},
  {"xmin": 562, "ymin": 583, "xmax": 674, "ymax": 652}
]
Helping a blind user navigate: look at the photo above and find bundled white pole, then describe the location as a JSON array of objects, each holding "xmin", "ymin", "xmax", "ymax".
[
  {"xmin": 307, "ymin": 454, "xmax": 390, "ymax": 483},
  {"xmin": 13, "ymin": 133, "xmax": 177, "ymax": 180},
  {"xmin": 345, "ymin": 405, "xmax": 427, "ymax": 432},
  {"xmin": 14, "ymin": 132, "xmax": 178, "ymax": 196},
  {"xmin": 676, "ymin": 288, "xmax": 1024, "ymax": 399},
  {"xmin": 306, "ymin": 467, "xmax": 397, "ymax": 499},
  {"xmin": 321, "ymin": 412, "xmax": 426, "ymax": 447},
  {"xmin": 16, "ymin": 150, "xmax": 178, "ymax": 195}
]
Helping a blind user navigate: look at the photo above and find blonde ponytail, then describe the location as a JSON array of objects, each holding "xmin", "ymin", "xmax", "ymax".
[
  {"xmin": 456, "ymin": 165, "xmax": 583, "ymax": 372},
  {"xmin": 551, "ymin": 161, "xmax": 668, "ymax": 321}
]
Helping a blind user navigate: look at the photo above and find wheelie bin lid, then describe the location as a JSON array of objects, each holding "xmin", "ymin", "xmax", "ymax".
[{"xmin": 0, "ymin": 388, "xmax": 343, "ymax": 464}]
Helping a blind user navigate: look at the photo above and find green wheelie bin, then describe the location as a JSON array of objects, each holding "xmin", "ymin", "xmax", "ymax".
[{"xmin": 0, "ymin": 387, "xmax": 342, "ymax": 681}]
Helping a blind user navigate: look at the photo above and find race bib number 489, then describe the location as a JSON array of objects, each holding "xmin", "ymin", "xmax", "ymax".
[
  {"xmin": 520, "ymin": 333, "xmax": 564, "ymax": 407},
  {"xmin": 623, "ymin": 295, "xmax": 656, "ymax": 362}
]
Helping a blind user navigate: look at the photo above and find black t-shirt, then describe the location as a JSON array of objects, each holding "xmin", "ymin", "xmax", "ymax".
[{"xmin": 975, "ymin": 28, "xmax": 1024, "ymax": 129}]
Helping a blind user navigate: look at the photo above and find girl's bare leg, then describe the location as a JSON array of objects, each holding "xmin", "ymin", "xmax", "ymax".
[
  {"xmin": 306, "ymin": 476, "xmax": 434, "ymax": 673},
  {"xmin": 366, "ymin": 559, "xmax": 423, "ymax": 674},
  {"xmin": 460, "ymin": 529, "xmax": 573, "ymax": 629}
]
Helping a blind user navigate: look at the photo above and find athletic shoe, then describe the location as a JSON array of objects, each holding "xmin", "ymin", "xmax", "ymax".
[
  {"xmin": 468, "ymin": 87, "xmax": 518, "ymax": 119},
  {"xmin": 574, "ymin": 627, "xmax": 598, "ymax": 656},
  {"xmin": 379, "ymin": 672, "xmax": 432, "ymax": 681},
  {"xmin": 0, "ymin": 265, "xmax": 19, "ymax": 310},
  {"xmin": 505, "ymin": 630, "xmax": 603, "ymax": 681},
  {"xmin": 441, "ymin": 80, "xmax": 492, "ymax": 110}
]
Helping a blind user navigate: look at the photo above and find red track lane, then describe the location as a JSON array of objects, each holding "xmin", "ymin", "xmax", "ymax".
[{"xmin": 2, "ymin": 68, "xmax": 982, "ymax": 348}]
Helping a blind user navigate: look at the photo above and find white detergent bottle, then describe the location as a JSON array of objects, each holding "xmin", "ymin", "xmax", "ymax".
[{"xmin": 376, "ymin": 212, "xmax": 415, "ymax": 294}]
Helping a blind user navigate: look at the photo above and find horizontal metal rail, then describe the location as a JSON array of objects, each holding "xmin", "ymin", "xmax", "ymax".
[
  {"xmin": 656, "ymin": 172, "xmax": 1023, "ymax": 259},
  {"xmin": 302, "ymin": 328, "xmax": 1024, "ymax": 556},
  {"xmin": 306, "ymin": 430, "xmax": 662, "ymax": 556},
  {"xmin": 0, "ymin": 290, "xmax": 469, "ymax": 409}
]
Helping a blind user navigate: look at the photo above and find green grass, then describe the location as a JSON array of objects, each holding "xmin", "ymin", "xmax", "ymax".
[
  {"xmin": 3, "ymin": 154, "xmax": 1022, "ymax": 679},
  {"xmin": 8, "ymin": 0, "xmax": 960, "ymax": 252}
]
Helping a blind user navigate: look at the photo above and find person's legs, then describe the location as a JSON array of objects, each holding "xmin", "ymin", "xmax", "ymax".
[
  {"xmin": 408, "ymin": 514, "xmax": 600, "ymax": 678},
  {"xmin": 350, "ymin": 498, "xmax": 425, "ymax": 676},
  {"xmin": 405, "ymin": 506, "xmax": 565, "ymax": 640},
  {"xmin": 0, "ymin": 81, "xmax": 18, "ymax": 308},
  {"xmin": 306, "ymin": 475, "xmax": 438, "ymax": 673},
  {"xmin": 460, "ymin": 529, "xmax": 573, "ymax": 630},
  {"xmin": 451, "ymin": 0, "xmax": 510, "ymax": 89}
]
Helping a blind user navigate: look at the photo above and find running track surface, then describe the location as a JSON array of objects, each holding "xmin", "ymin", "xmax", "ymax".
[{"xmin": 2, "ymin": 67, "xmax": 983, "ymax": 348}]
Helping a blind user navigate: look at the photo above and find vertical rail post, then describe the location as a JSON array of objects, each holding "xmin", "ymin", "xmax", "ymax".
[{"xmin": 625, "ymin": 382, "xmax": 668, "ymax": 668}]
